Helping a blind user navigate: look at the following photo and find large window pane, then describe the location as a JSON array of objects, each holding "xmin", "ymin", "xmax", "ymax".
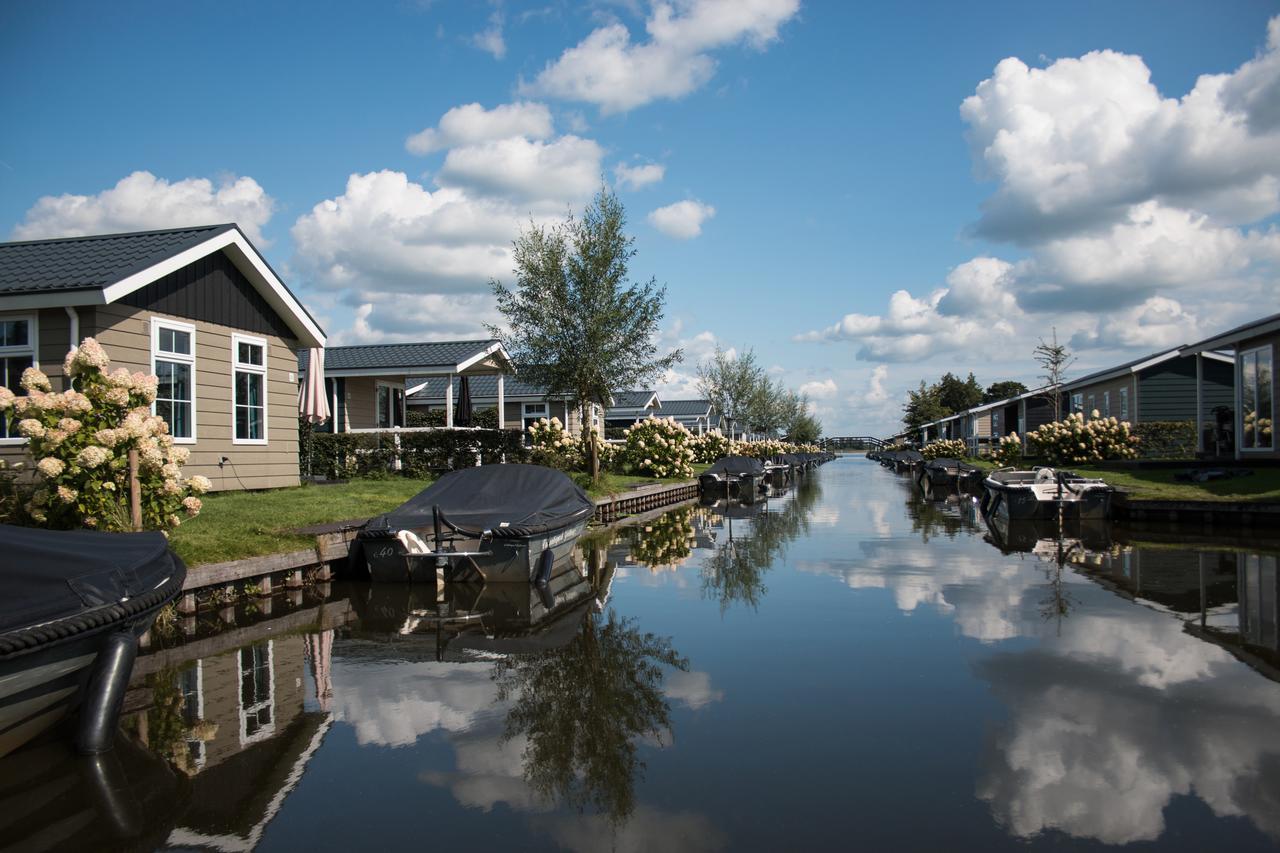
[
  {"xmin": 0, "ymin": 320, "xmax": 29, "ymax": 347},
  {"xmin": 1242, "ymin": 348, "xmax": 1274, "ymax": 450},
  {"xmin": 1259, "ymin": 349, "xmax": 1273, "ymax": 449},
  {"xmin": 235, "ymin": 371, "xmax": 265, "ymax": 440},
  {"xmin": 155, "ymin": 360, "xmax": 193, "ymax": 438},
  {"xmin": 1, "ymin": 355, "xmax": 33, "ymax": 439}
]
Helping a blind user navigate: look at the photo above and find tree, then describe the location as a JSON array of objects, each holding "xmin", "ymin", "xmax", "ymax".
[
  {"xmin": 490, "ymin": 186, "xmax": 681, "ymax": 481},
  {"xmin": 1032, "ymin": 327, "xmax": 1075, "ymax": 421},
  {"xmin": 983, "ymin": 380, "xmax": 1028, "ymax": 404},
  {"xmin": 784, "ymin": 393, "xmax": 822, "ymax": 444},
  {"xmin": 696, "ymin": 347, "xmax": 762, "ymax": 439},
  {"xmin": 936, "ymin": 371, "xmax": 984, "ymax": 414},
  {"xmin": 902, "ymin": 380, "xmax": 950, "ymax": 432}
]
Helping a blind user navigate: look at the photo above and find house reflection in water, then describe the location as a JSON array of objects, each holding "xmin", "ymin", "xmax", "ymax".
[{"xmin": 125, "ymin": 618, "xmax": 340, "ymax": 851}]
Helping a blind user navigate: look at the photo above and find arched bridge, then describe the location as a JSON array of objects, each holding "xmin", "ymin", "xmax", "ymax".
[{"xmin": 821, "ymin": 436, "xmax": 887, "ymax": 450}]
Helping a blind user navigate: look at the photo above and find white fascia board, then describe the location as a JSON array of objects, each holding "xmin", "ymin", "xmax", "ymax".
[
  {"xmin": 0, "ymin": 289, "xmax": 108, "ymax": 311},
  {"xmin": 1200, "ymin": 351, "xmax": 1234, "ymax": 365},
  {"xmin": 323, "ymin": 368, "xmax": 414, "ymax": 378},
  {"xmin": 455, "ymin": 341, "xmax": 512, "ymax": 373},
  {"xmin": 99, "ymin": 229, "xmax": 326, "ymax": 348},
  {"xmin": 1183, "ymin": 315, "xmax": 1280, "ymax": 354}
]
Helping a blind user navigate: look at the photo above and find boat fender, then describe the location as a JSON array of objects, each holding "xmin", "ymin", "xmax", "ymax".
[
  {"xmin": 76, "ymin": 631, "xmax": 138, "ymax": 755},
  {"xmin": 535, "ymin": 548, "xmax": 555, "ymax": 585}
]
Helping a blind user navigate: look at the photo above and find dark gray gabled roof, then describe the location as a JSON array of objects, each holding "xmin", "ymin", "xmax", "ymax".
[
  {"xmin": 1061, "ymin": 347, "xmax": 1184, "ymax": 392},
  {"xmin": 659, "ymin": 399, "xmax": 714, "ymax": 418},
  {"xmin": 608, "ymin": 390, "xmax": 659, "ymax": 410},
  {"xmin": 408, "ymin": 374, "xmax": 551, "ymax": 401},
  {"xmin": 0, "ymin": 224, "xmax": 236, "ymax": 295},
  {"xmin": 300, "ymin": 340, "xmax": 499, "ymax": 373}
]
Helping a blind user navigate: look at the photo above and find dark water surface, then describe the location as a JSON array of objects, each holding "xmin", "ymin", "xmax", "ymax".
[{"xmin": 5, "ymin": 456, "xmax": 1280, "ymax": 851}]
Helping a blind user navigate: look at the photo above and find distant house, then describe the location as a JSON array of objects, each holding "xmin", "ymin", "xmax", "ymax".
[
  {"xmin": 1060, "ymin": 348, "xmax": 1234, "ymax": 436},
  {"xmin": 1183, "ymin": 312, "xmax": 1278, "ymax": 459},
  {"xmin": 918, "ymin": 387, "xmax": 1058, "ymax": 454},
  {"xmin": 0, "ymin": 224, "xmax": 325, "ymax": 490},
  {"xmin": 659, "ymin": 399, "xmax": 721, "ymax": 434},
  {"xmin": 604, "ymin": 390, "xmax": 661, "ymax": 430},
  {"xmin": 300, "ymin": 340, "xmax": 513, "ymax": 432},
  {"xmin": 406, "ymin": 373, "xmax": 603, "ymax": 437}
]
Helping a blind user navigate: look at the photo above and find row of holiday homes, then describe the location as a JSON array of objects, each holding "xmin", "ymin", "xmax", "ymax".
[
  {"xmin": 0, "ymin": 225, "xmax": 725, "ymax": 492},
  {"xmin": 904, "ymin": 322, "xmax": 1277, "ymax": 461}
]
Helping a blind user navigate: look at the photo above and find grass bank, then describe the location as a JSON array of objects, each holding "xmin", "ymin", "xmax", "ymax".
[
  {"xmin": 170, "ymin": 478, "xmax": 433, "ymax": 567},
  {"xmin": 1069, "ymin": 466, "xmax": 1280, "ymax": 503},
  {"xmin": 578, "ymin": 464, "xmax": 709, "ymax": 499}
]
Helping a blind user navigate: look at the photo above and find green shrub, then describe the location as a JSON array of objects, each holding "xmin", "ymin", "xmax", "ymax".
[
  {"xmin": 625, "ymin": 417, "xmax": 695, "ymax": 479},
  {"xmin": 992, "ymin": 433, "xmax": 1023, "ymax": 466},
  {"xmin": 921, "ymin": 438, "xmax": 967, "ymax": 460},
  {"xmin": 1132, "ymin": 420, "xmax": 1196, "ymax": 459},
  {"xmin": 299, "ymin": 423, "xmax": 526, "ymax": 479},
  {"xmin": 1026, "ymin": 411, "xmax": 1139, "ymax": 466}
]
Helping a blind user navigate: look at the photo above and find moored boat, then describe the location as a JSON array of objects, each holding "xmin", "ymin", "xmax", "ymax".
[
  {"xmin": 916, "ymin": 457, "xmax": 984, "ymax": 492},
  {"xmin": 0, "ymin": 524, "xmax": 187, "ymax": 759},
  {"xmin": 357, "ymin": 464, "xmax": 594, "ymax": 584},
  {"xmin": 699, "ymin": 455, "xmax": 765, "ymax": 500},
  {"xmin": 982, "ymin": 467, "xmax": 1113, "ymax": 522}
]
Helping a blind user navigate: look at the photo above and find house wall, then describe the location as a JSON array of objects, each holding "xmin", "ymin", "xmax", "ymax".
[
  {"xmin": 88, "ymin": 303, "xmax": 302, "ymax": 491},
  {"xmin": 1068, "ymin": 375, "xmax": 1137, "ymax": 421},
  {"xmin": 0, "ymin": 307, "xmax": 74, "ymax": 472},
  {"xmin": 1137, "ymin": 356, "xmax": 1233, "ymax": 423},
  {"xmin": 340, "ymin": 376, "xmax": 402, "ymax": 430},
  {"xmin": 1022, "ymin": 396, "xmax": 1058, "ymax": 432},
  {"xmin": 1238, "ymin": 329, "xmax": 1279, "ymax": 460}
]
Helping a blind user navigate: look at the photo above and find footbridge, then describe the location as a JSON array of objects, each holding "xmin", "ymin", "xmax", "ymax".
[{"xmin": 821, "ymin": 436, "xmax": 887, "ymax": 451}]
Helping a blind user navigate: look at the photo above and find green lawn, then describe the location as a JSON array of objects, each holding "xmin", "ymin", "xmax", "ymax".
[
  {"xmin": 579, "ymin": 464, "xmax": 708, "ymax": 499},
  {"xmin": 170, "ymin": 478, "xmax": 433, "ymax": 567},
  {"xmin": 1069, "ymin": 466, "xmax": 1280, "ymax": 503}
]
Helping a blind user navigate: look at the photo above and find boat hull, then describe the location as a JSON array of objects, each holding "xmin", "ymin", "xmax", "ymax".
[{"xmin": 983, "ymin": 479, "xmax": 1112, "ymax": 522}]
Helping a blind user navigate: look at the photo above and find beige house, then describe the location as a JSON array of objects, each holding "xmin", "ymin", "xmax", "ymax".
[
  {"xmin": 406, "ymin": 373, "xmax": 603, "ymax": 437},
  {"xmin": 0, "ymin": 225, "xmax": 325, "ymax": 490}
]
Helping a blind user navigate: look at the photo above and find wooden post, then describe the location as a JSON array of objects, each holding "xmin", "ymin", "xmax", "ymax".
[{"xmin": 128, "ymin": 449, "xmax": 142, "ymax": 531}]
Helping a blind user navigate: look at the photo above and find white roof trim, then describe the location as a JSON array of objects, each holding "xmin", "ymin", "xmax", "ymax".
[
  {"xmin": 455, "ymin": 341, "xmax": 512, "ymax": 373},
  {"xmin": 96, "ymin": 228, "xmax": 325, "ymax": 348},
  {"xmin": 1061, "ymin": 348, "xmax": 1183, "ymax": 391},
  {"xmin": 1182, "ymin": 314, "xmax": 1280, "ymax": 354}
]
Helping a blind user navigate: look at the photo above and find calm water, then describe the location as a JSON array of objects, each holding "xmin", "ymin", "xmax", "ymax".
[{"xmin": 5, "ymin": 456, "xmax": 1280, "ymax": 851}]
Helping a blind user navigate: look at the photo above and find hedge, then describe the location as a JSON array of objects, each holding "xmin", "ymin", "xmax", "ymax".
[
  {"xmin": 1132, "ymin": 420, "xmax": 1196, "ymax": 460},
  {"xmin": 299, "ymin": 419, "xmax": 527, "ymax": 480}
]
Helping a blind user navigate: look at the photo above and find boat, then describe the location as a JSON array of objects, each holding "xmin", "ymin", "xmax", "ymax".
[
  {"xmin": 699, "ymin": 455, "xmax": 765, "ymax": 500},
  {"xmin": 915, "ymin": 457, "xmax": 984, "ymax": 492},
  {"xmin": 0, "ymin": 524, "xmax": 187, "ymax": 759},
  {"xmin": 356, "ymin": 464, "xmax": 594, "ymax": 584},
  {"xmin": 981, "ymin": 467, "xmax": 1113, "ymax": 521}
]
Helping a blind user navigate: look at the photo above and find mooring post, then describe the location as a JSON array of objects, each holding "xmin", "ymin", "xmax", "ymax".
[
  {"xmin": 286, "ymin": 569, "xmax": 303, "ymax": 589},
  {"xmin": 177, "ymin": 592, "xmax": 197, "ymax": 615}
]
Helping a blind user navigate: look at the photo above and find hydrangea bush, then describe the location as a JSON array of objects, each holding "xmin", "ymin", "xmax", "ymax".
[
  {"xmin": 921, "ymin": 438, "xmax": 967, "ymax": 460},
  {"xmin": 689, "ymin": 431, "xmax": 731, "ymax": 464},
  {"xmin": 992, "ymin": 433, "xmax": 1023, "ymax": 466},
  {"xmin": 1025, "ymin": 411, "xmax": 1140, "ymax": 466},
  {"xmin": 0, "ymin": 338, "xmax": 208, "ymax": 531},
  {"xmin": 526, "ymin": 416, "xmax": 582, "ymax": 472},
  {"xmin": 624, "ymin": 417, "xmax": 695, "ymax": 479}
]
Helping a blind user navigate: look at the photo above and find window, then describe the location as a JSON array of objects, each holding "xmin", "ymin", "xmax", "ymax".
[
  {"xmin": 233, "ymin": 334, "xmax": 267, "ymax": 443},
  {"xmin": 1241, "ymin": 345, "xmax": 1274, "ymax": 451},
  {"xmin": 0, "ymin": 317, "xmax": 35, "ymax": 441},
  {"xmin": 1103, "ymin": 391, "xmax": 1111, "ymax": 417},
  {"xmin": 1119, "ymin": 387, "xmax": 1129, "ymax": 421},
  {"xmin": 376, "ymin": 383, "xmax": 405, "ymax": 429},
  {"xmin": 238, "ymin": 642, "xmax": 275, "ymax": 745},
  {"xmin": 1087, "ymin": 395, "xmax": 1096, "ymax": 418},
  {"xmin": 1070, "ymin": 393, "xmax": 1083, "ymax": 414},
  {"xmin": 151, "ymin": 319, "xmax": 195, "ymax": 441}
]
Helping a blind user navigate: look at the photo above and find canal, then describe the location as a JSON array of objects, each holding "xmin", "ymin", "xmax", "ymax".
[{"xmin": 5, "ymin": 455, "xmax": 1280, "ymax": 851}]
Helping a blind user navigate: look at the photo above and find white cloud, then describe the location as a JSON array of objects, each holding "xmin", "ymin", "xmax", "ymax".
[
  {"xmin": 521, "ymin": 0, "xmax": 800, "ymax": 113},
  {"xmin": 1071, "ymin": 296, "xmax": 1202, "ymax": 351},
  {"xmin": 863, "ymin": 365, "xmax": 889, "ymax": 404},
  {"xmin": 614, "ymin": 161, "xmax": 666, "ymax": 189},
  {"xmin": 799, "ymin": 378, "xmax": 837, "ymax": 399},
  {"xmin": 648, "ymin": 199, "xmax": 716, "ymax": 239},
  {"xmin": 12, "ymin": 170, "xmax": 275, "ymax": 245},
  {"xmin": 438, "ymin": 134, "xmax": 604, "ymax": 202},
  {"xmin": 406, "ymin": 101, "xmax": 554, "ymax": 155},
  {"xmin": 469, "ymin": 11, "xmax": 506, "ymax": 59}
]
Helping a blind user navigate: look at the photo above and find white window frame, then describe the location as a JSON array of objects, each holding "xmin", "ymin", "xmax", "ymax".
[
  {"xmin": 522, "ymin": 402, "xmax": 548, "ymax": 418},
  {"xmin": 150, "ymin": 318, "xmax": 197, "ymax": 444},
  {"xmin": 1070, "ymin": 393, "xmax": 1083, "ymax": 414},
  {"xmin": 1119, "ymin": 387, "xmax": 1129, "ymax": 422},
  {"xmin": 237, "ymin": 641, "xmax": 276, "ymax": 746},
  {"xmin": 1239, "ymin": 344, "xmax": 1275, "ymax": 453},
  {"xmin": 0, "ymin": 314, "xmax": 37, "ymax": 445},
  {"xmin": 375, "ymin": 380, "xmax": 405, "ymax": 429},
  {"xmin": 231, "ymin": 333, "xmax": 269, "ymax": 445}
]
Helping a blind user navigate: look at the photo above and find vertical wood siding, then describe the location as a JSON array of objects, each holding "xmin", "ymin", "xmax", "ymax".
[{"xmin": 1137, "ymin": 356, "xmax": 1233, "ymax": 423}]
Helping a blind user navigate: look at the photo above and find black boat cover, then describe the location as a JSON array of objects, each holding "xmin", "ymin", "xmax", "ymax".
[
  {"xmin": 703, "ymin": 456, "xmax": 765, "ymax": 477},
  {"xmin": 368, "ymin": 464, "xmax": 594, "ymax": 539},
  {"xmin": 1, "ymin": 524, "xmax": 183, "ymax": 635}
]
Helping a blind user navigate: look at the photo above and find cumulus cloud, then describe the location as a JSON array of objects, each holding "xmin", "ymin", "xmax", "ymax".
[
  {"xmin": 615, "ymin": 160, "xmax": 666, "ymax": 189},
  {"xmin": 405, "ymin": 101, "xmax": 554, "ymax": 155},
  {"xmin": 1070, "ymin": 296, "xmax": 1202, "ymax": 351},
  {"xmin": 862, "ymin": 365, "xmax": 889, "ymax": 405},
  {"xmin": 469, "ymin": 11, "xmax": 506, "ymax": 59},
  {"xmin": 648, "ymin": 199, "xmax": 716, "ymax": 239},
  {"xmin": 799, "ymin": 378, "xmax": 837, "ymax": 399},
  {"xmin": 12, "ymin": 170, "xmax": 275, "ymax": 245},
  {"xmin": 521, "ymin": 0, "xmax": 800, "ymax": 113},
  {"xmin": 439, "ymin": 134, "xmax": 604, "ymax": 202}
]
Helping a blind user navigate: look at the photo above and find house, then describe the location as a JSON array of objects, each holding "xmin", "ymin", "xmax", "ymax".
[
  {"xmin": 964, "ymin": 386, "xmax": 1060, "ymax": 455},
  {"xmin": 604, "ymin": 390, "xmax": 661, "ymax": 430},
  {"xmin": 0, "ymin": 224, "xmax": 325, "ymax": 490},
  {"xmin": 659, "ymin": 399, "xmax": 721, "ymax": 434},
  {"xmin": 1183, "ymin": 312, "xmax": 1279, "ymax": 459},
  {"xmin": 406, "ymin": 373, "xmax": 603, "ymax": 436},
  {"xmin": 1060, "ymin": 347, "xmax": 1234, "ymax": 435},
  {"xmin": 300, "ymin": 340, "xmax": 513, "ymax": 432}
]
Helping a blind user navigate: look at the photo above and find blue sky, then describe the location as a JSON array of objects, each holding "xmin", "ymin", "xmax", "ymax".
[{"xmin": 3, "ymin": 1, "xmax": 1278, "ymax": 435}]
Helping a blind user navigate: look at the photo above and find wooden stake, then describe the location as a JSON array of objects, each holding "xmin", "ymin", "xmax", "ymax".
[{"xmin": 128, "ymin": 449, "xmax": 142, "ymax": 531}]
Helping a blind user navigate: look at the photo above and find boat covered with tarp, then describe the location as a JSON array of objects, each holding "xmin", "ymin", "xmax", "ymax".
[
  {"xmin": 699, "ymin": 455, "xmax": 765, "ymax": 499},
  {"xmin": 915, "ymin": 457, "xmax": 984, "ymax": 492},
  {"xmin": 0, "ymin": 524, "xmax": 187, "ymax": 759},
  {"xmin": 357, "ymin": 464, "xmax": 594, "ymax": 584},
  {"xmin": 981, "ymin": 467, "xmax": 1113, "ymax": 521}
]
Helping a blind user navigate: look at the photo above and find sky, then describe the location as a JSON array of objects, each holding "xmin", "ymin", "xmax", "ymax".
[{"xmin": 2, "ymin": 0, "xmax": 1279, "ymax": 436}]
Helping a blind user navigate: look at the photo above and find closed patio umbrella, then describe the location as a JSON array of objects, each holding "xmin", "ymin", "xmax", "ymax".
[
  {"xmin": 455, "ymin": 375, "xmax": 473, "ymax": 427},
  {"xmin": 299, "ymin": 348, "xmax": 331, "ymax": 424}
]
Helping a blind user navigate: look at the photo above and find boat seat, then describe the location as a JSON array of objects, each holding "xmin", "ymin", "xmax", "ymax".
[{"xmin": 397, "ymin": 529, "xmax": 432, "ymax": 555}]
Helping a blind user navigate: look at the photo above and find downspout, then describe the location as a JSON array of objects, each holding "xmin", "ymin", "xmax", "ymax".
[{"xmin": 64, "ymin": 307, "xmax": 80, "ymax": 390}]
